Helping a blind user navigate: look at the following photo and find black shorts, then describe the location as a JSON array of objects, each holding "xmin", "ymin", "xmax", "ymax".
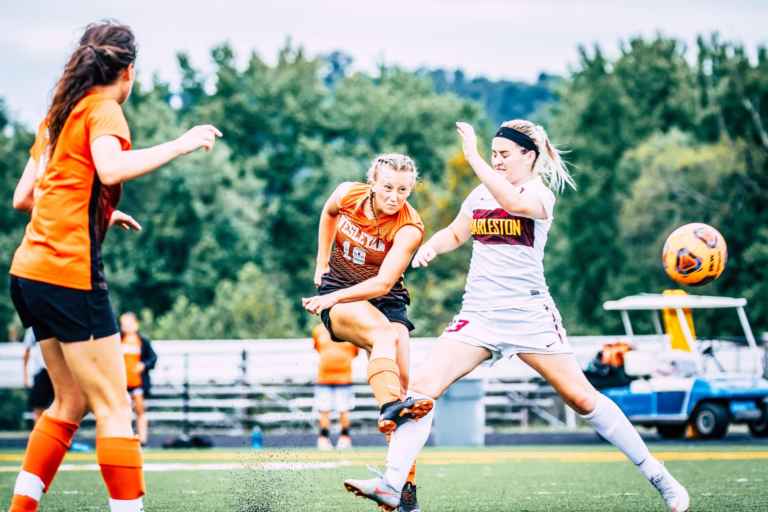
[
  {"xmin": 320, "ymin": 298, "xmax": 415, "ymax": 343},
  {"xmin": 10, "ymin": 276, "xmax": 119, "ymax": 343},
  {"xmin": 28, "ymin": 369, "xmax": 54, "ymax": 410}
]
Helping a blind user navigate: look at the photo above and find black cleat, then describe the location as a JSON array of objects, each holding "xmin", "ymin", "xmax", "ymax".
[
  {"xmin": 398, "ymin": 482, "xmax": 421, "ymax": 512},
  {"xmin": 378, "ymin": 397, "xmax": 434, "ymax": 434}
]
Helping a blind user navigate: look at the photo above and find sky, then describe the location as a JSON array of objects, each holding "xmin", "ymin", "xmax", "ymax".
[{"xmin": 0, "ymin": 0, "xmax": 765, "ymax": 127}]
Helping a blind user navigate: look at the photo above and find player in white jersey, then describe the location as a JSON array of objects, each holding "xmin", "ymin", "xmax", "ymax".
[{"xmin": 343, "ymin": 120, "xmax": 690, "ymax": 512}]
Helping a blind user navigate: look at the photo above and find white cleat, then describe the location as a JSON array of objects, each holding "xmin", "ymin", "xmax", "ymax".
[
  {"xmin": 344, "ymin": 469, "xmax": 400, "ymax": 511},
  {"xmin": 649, "ymin": 466, "xmax": 690, "ymax": 512}
]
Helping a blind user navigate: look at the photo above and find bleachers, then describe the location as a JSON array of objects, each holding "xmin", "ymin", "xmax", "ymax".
[
  {"xmin": 5, "ymin": 334, "xmax": 760, "ymax": 435},
  {"xmin": 135, "ymin": 378, "xmax": 565, "ymax": 436}
]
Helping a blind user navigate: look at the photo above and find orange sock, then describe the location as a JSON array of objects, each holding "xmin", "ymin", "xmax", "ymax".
[
  {"xmin": 96, "ymin": 437, "xmax": 145, "ymax": 501},
  {"xmin": 407, "ymin": 463, "xmax": 417, "ymax": 484},
  {"xmin": 9, "ymin": 413, "xmax": 78, "ymax": 512},
  {"xmin": 367, "ymin": 358, "xmax": 402, "ymax": 406}
]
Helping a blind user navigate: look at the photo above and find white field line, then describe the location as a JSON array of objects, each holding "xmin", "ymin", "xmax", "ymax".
[{"xmin": 0, "ymin": 461, "xmax": 353, "ymax": 473}]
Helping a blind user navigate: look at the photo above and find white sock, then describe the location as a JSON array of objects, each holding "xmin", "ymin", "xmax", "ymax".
[
  {"xmin": 384, "ymin": 391, "xmax": 435, "ymax": 491},
  {"xmin": 580, "ymin": 393, "xmax": 651, "ymax": 466},
  {"xmin": 638, "ymin": 456, "xmax": 665, "ymax": 480},
  {"xmin": 13, "ymin": 470, "xmax": 44, "ymax": 501},
  {"xmin": 109, "ymin": 497, "xmax": 144, "ymax": 512}
]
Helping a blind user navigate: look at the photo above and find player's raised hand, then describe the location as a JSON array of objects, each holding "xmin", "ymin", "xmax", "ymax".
[
  {"xmin": 176, "ymin": 125, "xmax": 223, "ymax": 155},
  {"xmin": 412, "ymin": 244, "xmax": 437, "ymax": 268},
  {"xmin": 456, "ymin": 121, "xmax": 479, "ymax": 160}
]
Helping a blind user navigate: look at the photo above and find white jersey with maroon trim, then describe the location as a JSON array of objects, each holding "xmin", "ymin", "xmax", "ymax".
[{"xmin": 459, "ymin": 177, "xmax": 556, "ymax": 311}]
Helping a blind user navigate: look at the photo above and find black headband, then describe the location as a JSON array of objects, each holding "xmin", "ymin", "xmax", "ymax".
[{"xmin": 494, "ymin": 127, "xmax": 539, "ymax": 156}]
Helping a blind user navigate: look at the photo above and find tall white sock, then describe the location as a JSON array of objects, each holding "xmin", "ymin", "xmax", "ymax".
[
  {"xmin": 580, "ymin": 393, "xmax": 651, "ymax": 466},
  {"xmin": 384, "ymin": 391, "xmax": 435, "ymax": 491}
]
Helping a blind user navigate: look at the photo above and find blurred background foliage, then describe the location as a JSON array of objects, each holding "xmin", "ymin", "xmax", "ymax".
[{"xmin": 1, "ymin": 34, "xmax": 765, "ymax": 339}]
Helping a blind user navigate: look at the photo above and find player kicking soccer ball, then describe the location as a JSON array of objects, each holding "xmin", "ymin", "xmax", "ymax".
[{"xmin": 343, "ymin": 120, "xmax": 689, "ymax": 512}]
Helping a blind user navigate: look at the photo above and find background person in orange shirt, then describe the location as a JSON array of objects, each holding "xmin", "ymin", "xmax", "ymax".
[
  {"xmin": 7, "ymin": 21, "xmax": 221, "ymax": 512},
  {"xmin": 312, "ymin": 324, "xmax": 359, "ymax": 450},
  {"xmin": 120, "ymin": 312, "xmax": 157, "ymax": 447}
]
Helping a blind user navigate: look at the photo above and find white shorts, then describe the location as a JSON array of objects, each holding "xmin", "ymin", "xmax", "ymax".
[
  {"xmin": 440, "ymin": 299, "xmax": 573, "ymax": 365},
  {"xmin": 314, "ymin": 384, "xmax": 355, "ymax": 413}
]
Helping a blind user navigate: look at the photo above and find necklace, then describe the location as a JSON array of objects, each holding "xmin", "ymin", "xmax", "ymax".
[{"xmin": 368, "ymin": 192, "xmax": 382, "ymax": 241}]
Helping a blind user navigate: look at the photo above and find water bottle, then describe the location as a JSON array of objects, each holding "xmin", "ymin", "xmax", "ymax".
[{"xmin": 251, "ymin": 425, "xmax": 263, "ymax": 449}]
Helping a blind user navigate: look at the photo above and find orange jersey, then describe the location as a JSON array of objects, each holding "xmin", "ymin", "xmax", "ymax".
[
  {"xmin": 10, "ymin": 92, "xmax": 130, "ymax": 291},
  {"xmin": 122, "ymin": 333, "xmax": 143, "ymax": 389},
  {"xmin": 323, "ymin": 183, "xmax": 424, "ymax": 303},
  {"xmin": 313, "ymin": 325, "xmax": 359, "ymax": 385}
]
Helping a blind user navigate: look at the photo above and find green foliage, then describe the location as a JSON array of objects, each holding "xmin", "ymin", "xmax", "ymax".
[
  {"xmin": 547, "ymin": 34, "xmax": 768, "ymax": 335},
  {"xmin": 1, "ymin": 33, "xmax": 765, "ymax": 340},
  {"xmin": 0, "ymin": 101, "xmax": 34, "ymax": 334},
  {"xmin": 0, "ymin": 388, "xmax": 26, "ymax": 429},
  {"xmin": 427, "ymin": 69, "xmax": 558, "ymax": 125},
  {"xmin": 146, "ymin": 263, "xmax": 300, "ymax": 339}
]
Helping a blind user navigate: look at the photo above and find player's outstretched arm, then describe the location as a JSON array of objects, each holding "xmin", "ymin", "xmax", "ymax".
[
  {"xmin": 412, "ymin": 212, "xmax": 471, "ymax": 268},
  {"xmin": 302, "ymin": 225, "xmax": 422, "ymax": 314},
  {"xmin": 313, "ymin": 182, "xmax": 354, "ymax": 286},
  {"xmin": 456, "ymin": 121, "xmax": 547, "ymax": 219},
  {"xmin": 91, "ymin": 124, "xmax": 222, "ymax": 185}
]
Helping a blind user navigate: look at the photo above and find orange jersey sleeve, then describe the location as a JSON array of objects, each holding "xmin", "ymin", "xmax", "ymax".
[{"xmin": 87, "ymin": 99, "xmax": 131, "ymax": 149}]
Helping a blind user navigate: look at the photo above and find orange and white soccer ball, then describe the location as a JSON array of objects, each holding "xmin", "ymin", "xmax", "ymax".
[{"xmin": 662, "ymin": 223, "xmax": 727, "ymax": 286}]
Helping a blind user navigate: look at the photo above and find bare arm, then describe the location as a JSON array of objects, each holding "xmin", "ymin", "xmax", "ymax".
[
  {"xmin": 13, "ymin": 157, "xmax": 37, "ymax": 212},
  {"xmin": 412, "ymin": 211, "xmax": 472, "ymax": 268},
  {"xmin": 91, "ymin": 124, "xmax": 222, "ymax": 186},
  {"xmin": 303, "ymin": 225, "xmax": 423, "ymax": 314},
  {"xmin": 456, "ymin": 122, "xmax": 547, "ymax": 219},
  {"xmin": 313, "ymin": 182, "xmax": 354, "ymax": 286}
]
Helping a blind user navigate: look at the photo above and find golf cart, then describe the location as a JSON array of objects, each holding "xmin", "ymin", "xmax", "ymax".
[{"xmin": 594, "ymin": 292, "xmax": 768, "ymax": 439}]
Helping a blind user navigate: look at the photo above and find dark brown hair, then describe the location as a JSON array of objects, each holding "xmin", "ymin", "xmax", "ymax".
[{"xmin": 47, "ymin": 21, "xmax": 137, "ymax": 153}]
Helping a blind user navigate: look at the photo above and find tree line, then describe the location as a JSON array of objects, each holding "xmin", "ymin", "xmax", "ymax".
[{"xmin": 0, "ymin": 34, "xmax": 765, "ymax": 340}]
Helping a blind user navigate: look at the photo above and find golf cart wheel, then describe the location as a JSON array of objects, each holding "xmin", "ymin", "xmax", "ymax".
[
  {"xmin": 748, "ymin": 406, "xmax": 768, "ymax": 438},
  {"xmin": 657, "ymin": 423, "xmax": 687, "ymax": 439},
  {"xmin": 691, "ymin": 402, "xmax": 730, "ymax": 439}
]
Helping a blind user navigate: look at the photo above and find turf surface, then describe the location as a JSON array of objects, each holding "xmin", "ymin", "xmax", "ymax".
[{"xmin": 1, "ymin": 444, "xmax": 767, "ymax": 511}]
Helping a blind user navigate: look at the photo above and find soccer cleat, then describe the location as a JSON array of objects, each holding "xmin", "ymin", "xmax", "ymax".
[
  {"xmin": 344, "ymin": 468, "xmax": 400, "ymax": 511},
  {"xmin": 649, "ymin": 466, "xmax": 690, "ymax": 512},
  {"xmin": 397, "ymin": 481, "xmax": 420, "ymax": 512},
  {"xmin": 378, "ymin": 397, "xmax": 434, "ymax": 434},
  {"xmin": 316, "ymin": 436, "xmax": 333, "ymax": 451},
  {"xmin": 336, "ymin": 435, "xmax": 352, "ymax": 450}
]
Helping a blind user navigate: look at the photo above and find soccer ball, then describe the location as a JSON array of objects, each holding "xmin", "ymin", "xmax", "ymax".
[{"xmin": 662, "ymin": 223, "xmax": 727, "ymax": 286}]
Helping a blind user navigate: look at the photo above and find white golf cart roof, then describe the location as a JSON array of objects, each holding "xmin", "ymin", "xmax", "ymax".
[
  {"xmin": 604, "ymin": 294, "xmax": 747, "ymax": 311},
  {"xmin": 603, "ymin": 293, "xmax": 761, "ymax": 376}
]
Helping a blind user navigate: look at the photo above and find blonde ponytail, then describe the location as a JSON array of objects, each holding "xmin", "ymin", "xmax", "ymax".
[{"xmin": 500, "ymin": 120, "xmax": 575, "ymax": 193}]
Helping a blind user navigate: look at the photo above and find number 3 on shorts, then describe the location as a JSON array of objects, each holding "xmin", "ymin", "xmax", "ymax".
[{"xmin": 445, "ymin": 318, "xmax": 470, "ymax": 333}]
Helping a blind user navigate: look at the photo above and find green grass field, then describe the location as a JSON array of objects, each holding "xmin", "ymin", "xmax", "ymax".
[{"xmin": 2, "ymin": 444, "xmax": 767, "ymax": 511}]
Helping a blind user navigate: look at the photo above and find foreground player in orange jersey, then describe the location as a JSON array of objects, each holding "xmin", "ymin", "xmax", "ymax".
[{"xmin": 7, "ymin": 20, "xmax": 220, "ymax": 512}]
